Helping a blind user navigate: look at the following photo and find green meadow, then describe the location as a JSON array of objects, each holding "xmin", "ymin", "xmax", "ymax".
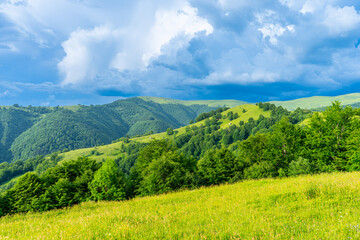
[
  {"xmin": 1, "ymin": 171, "xmax": 360, "ymax": 239},
  {"xmin": 270, "ymin": 92, "xmax": 360, "ymax": 110}
]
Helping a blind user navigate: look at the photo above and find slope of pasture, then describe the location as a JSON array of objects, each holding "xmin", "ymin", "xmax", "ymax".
[
  {"xmin": 58, "ymin": 141, "xmax": 126, "ymax": 162},
  {"xmin": 1, "ymin": 172, "xmax": 360, "ymax": 239},
  {"xmin": 270, "ymin": 92, "xmax": 360, "ymax": 110},
  {"xmin": 131, "ymin": 104, "xmax": 269, "ymax": 143}
]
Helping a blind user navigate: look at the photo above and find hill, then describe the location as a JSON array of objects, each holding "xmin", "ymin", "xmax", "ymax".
[
  {"xmin": 1, "ymin": 171, "xmax": 359, "ymax": 239},
  {"xmin": 0, "ymin": 97, "xmax": 247, "ymax": 162},
  {"xmin": 270, "ymin": 93, "xmax": 360, "ymax": 110},
  {"xmin": 58, "ymin": 104, "xmax": 270, "ymax": 162}
]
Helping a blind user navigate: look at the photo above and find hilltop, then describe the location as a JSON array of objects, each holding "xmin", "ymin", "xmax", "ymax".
[{"xmin": 270, "ymin": 93, "xmax": 360, "ymax": 110}]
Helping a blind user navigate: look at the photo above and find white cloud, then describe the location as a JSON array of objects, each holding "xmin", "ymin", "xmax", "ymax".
[
  {"xmin": 140, "ymin": 5, "xmax": 213, "ymax": 68},
  {"xmin": 59, "ymin": 3, "xmax": 212, "ymax": 86},
  {"xmin": 300, "ymin": 0, "xmax": 327, "ymax": 14},
  {"xmin": 58, "ymin": 26, "xmax": 121, "ymax": 86},
  {"xmin": 0, "ymin": 43, "xmax": 19, "ymax": 52},
  {"xmin": 258, "ymin": 24, "xmax": 294, "ymax": 45},
  {"xmin": 323, "ymin": 5, "xmax": 360, "ymax": 35},
  {"xmin": 2, "ymin": 0, "xmax": 360, "ymax": 99}
]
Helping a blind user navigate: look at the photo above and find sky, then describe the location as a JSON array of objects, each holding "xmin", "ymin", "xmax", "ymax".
[{"xmin": 1, "ymin": 0, "xmax": 360, "ymax": 106}]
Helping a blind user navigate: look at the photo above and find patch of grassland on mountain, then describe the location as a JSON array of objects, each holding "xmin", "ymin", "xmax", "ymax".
[
  {"xmin": 270, "ymin": 93, "xmax": 360, "ymax": 111},
  {"xmin": 1, "ymin": 172, "xmax": 360, "ymax": 239},
  {"xmin": 59, "ymin": 141, "xmax": 125, "ymax": 162},
  {"xmin": 219, "ymin": 104, "xmax": 271, "ymax": 129}
]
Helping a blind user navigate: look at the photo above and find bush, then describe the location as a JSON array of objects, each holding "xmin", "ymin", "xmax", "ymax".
[{"xmin": 288, "ymin": 157, "xmax": 312, "ymax": 176}]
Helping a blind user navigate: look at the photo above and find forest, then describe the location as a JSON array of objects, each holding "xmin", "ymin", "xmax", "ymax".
[
  {"xmin": 0, "ymin": 98, "xmax": 219, "ymax": 163},
  {"xmin": 1, "ymin": 101, "xmax": 359, "ymax": 216}
]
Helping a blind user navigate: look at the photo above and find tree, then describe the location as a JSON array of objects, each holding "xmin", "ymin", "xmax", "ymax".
[
  {"xmin": 166, "ymin": 128, "xmax": 174, "ymax": 135},
  {"xmin": 139, "ymin": 151, "xmax": 189, "ymax": 195},
  {"xmin": 90, "ymin": 159, "xmax": 126, "ymax": 201},
  {"xmin": 269, "ymin": 117, "xmax": 305, "ymax": 175},
  {"xmin": 305, "ymin": 101, "xmax": 355, "ymax": 172},
  {"xmin": 198, "ymin": 148, "xmax": 239, "ymax": 185},
  {"xmin": 7, "ymin": 172, "xmax": 44, "ymax": 213}
]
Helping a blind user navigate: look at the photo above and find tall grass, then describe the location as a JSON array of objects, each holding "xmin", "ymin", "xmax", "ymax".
[{"xmin": 1, "ymin": 172, "xmax": 360, "ymax": 239}]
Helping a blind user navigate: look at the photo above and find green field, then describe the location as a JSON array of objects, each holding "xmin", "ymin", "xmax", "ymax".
[
  {"xmin": 1, "ymin": 171, "xmax": 360, "ymax": 239},
  {"xmin": 270, "ymin": 93, "xmax": 360, "ymax": 110}
]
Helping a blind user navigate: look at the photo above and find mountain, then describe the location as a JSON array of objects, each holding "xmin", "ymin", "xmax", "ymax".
[
  {"xmin": 139, "ymin": 96, "xmax": 248, "ymax": 108},
  {"xmin": 0, "ymin": 97, "xmax": 247, "ymax": 162},
  {"xmin": 270, "ymin": 93, "xmax": 360, "ymax": 110},
  {"xmin": 57, "ymin": 104, "xmax": 270, "ymax": 163}
]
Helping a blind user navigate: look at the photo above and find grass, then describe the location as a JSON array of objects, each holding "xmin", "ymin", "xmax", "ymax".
[
  {"xmin": 270, "ymin": 92, "xmax": 360, "ymax": 110},
  {"xmin": 132, "ymin": 104, "xmax": 269, "ymax": 142},
  {"xmin": 59, "ymin": 141, "xmax": 125, "ymax": 162},
  {"xmin": 2, "ymin": 172, "xmax": 360, "ymax": 239}
]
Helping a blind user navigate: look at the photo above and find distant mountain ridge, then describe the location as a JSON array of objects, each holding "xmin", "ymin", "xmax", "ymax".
[
  {"xmin": 270, "ymin": 93, "xmax": 360, "ymax": 110},
  {"xmin": 3, "ymin": 93, "xmax": 360, "ymax": 163},
  {"xmin": 0, "ymin": 97, "xmax": 247, "ymax": 162},
  {"xmin": 139, "ymin": 97, "xmax": 248, "ymax": 108}
]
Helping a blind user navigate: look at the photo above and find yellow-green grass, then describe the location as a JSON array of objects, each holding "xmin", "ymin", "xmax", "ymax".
[
  {"xmin": 59, "ymin": 141, "xmax": 125, "ymax": 162},
  {"xmin": 61, "ymin": 105, "xmax": 82, "ymax": 112},
  {"xmin": 2, "ymin": 172, "xmax": 360, "ymax": 239},
  {"xmin": 218, "ymin": 104, "xmax": 271, "ymax": 129},
  {"xmin": 270, "ymin": 92, "xmax": 360, "ymax": 111},
  {"xmin": 139, "ymin": 96, "xmax": 248, "ymax": 108},
  {"xmin": 133, "ymin": 104, "xmax": 269, "ymax": 142}
]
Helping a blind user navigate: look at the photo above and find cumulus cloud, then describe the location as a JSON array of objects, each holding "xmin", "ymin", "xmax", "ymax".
[
  {"xmin": 58, "ymin": 26, "xmax": 122, "ymax": 86},
  {"xmin": 56, "ymin": 2, "xmax": 212, "ymax": 87},
  {"xmin": 258, "ymin": 24, "xmax": 295, "ymax": 45},
  {"xmin": 1, "ymin": 0, "xmax": 360, "ymax": 102},
  {"xmin": 323, "ymin": 5, "xmax": 360, "ymax": 35}
]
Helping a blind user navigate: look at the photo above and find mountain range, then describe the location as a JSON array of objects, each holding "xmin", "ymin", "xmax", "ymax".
[{"xmin": 1, "ymin": 92, "xmax": 360, "ymax": 163}]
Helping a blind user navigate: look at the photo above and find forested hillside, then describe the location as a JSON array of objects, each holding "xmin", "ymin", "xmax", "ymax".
[
  {"xmin": 0, "ymin": 97, "xmax": 244, "ymax": 163},
  {"xmin": 0, "ymin": 107, "xmax": 41, "ymax": 163},
  {"xmin": 0, "ymin": 102, "xmax": 312, "ymax": 215}
]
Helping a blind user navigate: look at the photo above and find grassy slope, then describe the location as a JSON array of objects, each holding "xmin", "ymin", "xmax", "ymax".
[
  {"xmin": 58, "ymin": 104, "xmax": 269, "ymax": 162},
  {"xmin": 2, "ymin": 172, "xmax": 360, "ymax": 239},
  {"xmin": 139, "ymin": 96, "xmax": 248, "ymax": 108},
  {"xmin": 270, "ymin": 93, "xmax": 360, "ymax": 110}
]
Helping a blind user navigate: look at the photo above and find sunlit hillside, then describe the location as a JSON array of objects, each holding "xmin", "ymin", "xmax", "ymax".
[
  {"xmin": 270, "ymin": 93, "xmax": 360, "ymax": 110},
  {"xmin": 58, "ymin": 104, "xmax": 269, "ymax": 162}
]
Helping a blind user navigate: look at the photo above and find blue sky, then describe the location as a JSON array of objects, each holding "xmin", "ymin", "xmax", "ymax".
[{"xmin": 1, "ymin": 0, "xmax": 360, "ymax": 106}]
